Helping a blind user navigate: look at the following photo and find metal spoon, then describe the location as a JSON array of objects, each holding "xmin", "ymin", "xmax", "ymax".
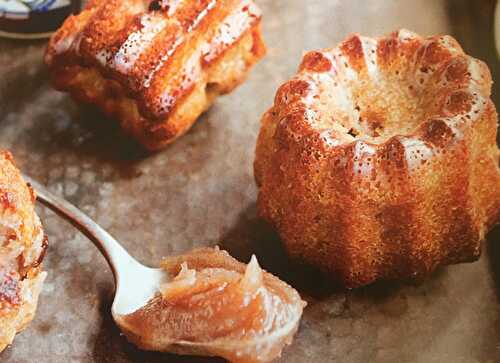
[
  {"xmin": 23, "ymin": 175, "xmax": 169, "ymax": 318},
  {"xmin": 24, "ymin": 175, "xmax": 306, "ymax": 362}
]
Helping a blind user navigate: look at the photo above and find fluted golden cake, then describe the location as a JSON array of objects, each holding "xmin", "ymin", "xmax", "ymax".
[
  {"xmin": 45, "ymin": 0, "xmax": 266, "ymax": 151},
  {"xmin": 0, "ymin": 151, "xmax": 47, "ymax": 352},
  {"xmin": 255, "ymin": 30, "xmax": 500, "ymax": 288}
]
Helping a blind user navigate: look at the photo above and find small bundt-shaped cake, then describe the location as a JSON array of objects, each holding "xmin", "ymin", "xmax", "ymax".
[
  {"xmin": 255, "ymin": 30, "xmax": 500, "ymax": 288},
  {"xmin": 0, "ymin": 151, "xmax": 47, "ymax": 352},
  {"xmin": 45, "ymin": 0, "xmax": 266, "ymax": 151}
]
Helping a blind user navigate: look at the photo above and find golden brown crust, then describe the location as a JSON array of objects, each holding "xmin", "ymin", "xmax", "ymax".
[
  {"xmin": 254, "ymin": 30, "xmax": 500, "ymax": 288},
  {"xmin": 45, "ymin": 0, "xmax": 266, "ymax": 151},
  {"xmin": 0, "ymin": 151, "xmax": 47, "ymax": 352}
]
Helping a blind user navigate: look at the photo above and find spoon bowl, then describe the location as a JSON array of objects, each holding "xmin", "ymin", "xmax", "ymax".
[{"xmin": 112, "ymin": 262, "xmax": 168, "ymax": 317}]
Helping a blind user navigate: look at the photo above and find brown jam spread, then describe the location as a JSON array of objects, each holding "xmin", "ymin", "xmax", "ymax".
[{"xmin": 116, "ymin": 248, "xmax": 306, "ymax": 363}]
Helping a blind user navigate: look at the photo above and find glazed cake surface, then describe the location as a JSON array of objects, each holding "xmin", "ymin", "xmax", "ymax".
[
  {"xmin": 0, "ymin": 151, "xmax": 47, "ymax": 352},
  {"xmin": 45, "ymin": 0, "xmax": 266, "ymax": 150},
  {"xmin": 255, "ymin": 29, "xmax": 500, "ymax": 287}
]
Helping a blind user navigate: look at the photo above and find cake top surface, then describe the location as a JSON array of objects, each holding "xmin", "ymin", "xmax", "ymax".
[
  {"xmin": 273, "ymin": 29, "xmax": 492, "ymax": 151},
  {"xmin": 45, "ymin": 0, "xmax": 262, "ymax": 120}
]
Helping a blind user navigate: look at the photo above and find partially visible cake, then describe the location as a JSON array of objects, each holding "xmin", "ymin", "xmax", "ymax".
[
  {"xmin": 45, "ymin": 0, "xmax": 266, "ymax": 151},
  {"xmin": 0, "ymin": 151, "xmax": 47, "ymax": 352},
  {"xmin": 255, "ymin": 30, "xmax": 500, "ymax": 288}
]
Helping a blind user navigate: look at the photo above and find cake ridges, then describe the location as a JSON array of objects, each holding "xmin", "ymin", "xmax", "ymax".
[
  {"xmin": 255, "ymin": 30, "xmax": 500, "ymax": 287},
  {"xmin": 45, "ymin": 0, "xmax": 263, "ymax": 121}
]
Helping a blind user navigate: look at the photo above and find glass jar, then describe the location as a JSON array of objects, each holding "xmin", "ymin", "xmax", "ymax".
[{"xmin": 0, "ymin": 0, "xmax": 80, "ymax": 39}]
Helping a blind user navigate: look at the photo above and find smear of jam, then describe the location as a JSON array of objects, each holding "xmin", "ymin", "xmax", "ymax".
[{"xmin": 118, "ymin": 248, "xmax": 305, "ymax": 363}]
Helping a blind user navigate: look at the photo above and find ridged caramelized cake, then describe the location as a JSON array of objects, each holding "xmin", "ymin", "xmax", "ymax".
[
  {"xmin": 116, "ymin": 247, "xmax": 305, "ymax": 363},
  {"xmin": 45, "ymin": 0, "xmax": 266, "ymax": 151},
  {"xmin": 255, "ymin": 30, "xmax": 500, "ymax": 288},
  {"xmin": 0, "ymin": 151, "xmax": 47, "ymax": 352}
]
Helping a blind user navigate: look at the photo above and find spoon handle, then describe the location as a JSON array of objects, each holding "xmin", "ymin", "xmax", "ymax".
[{"xmin": 23, "ymin": 174, "xmax": 136, "ymax": 283}]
